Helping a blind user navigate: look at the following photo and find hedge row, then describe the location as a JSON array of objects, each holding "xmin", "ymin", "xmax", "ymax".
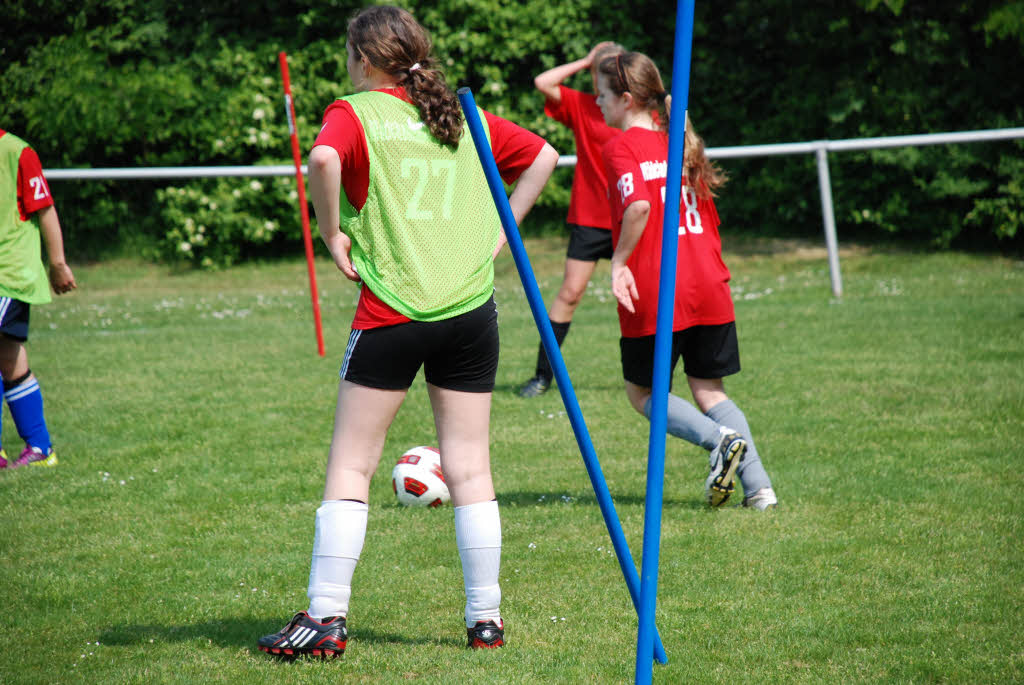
[{"xmin": 1, "ymin": 0, "xmax": 1021, "ymax": 265}]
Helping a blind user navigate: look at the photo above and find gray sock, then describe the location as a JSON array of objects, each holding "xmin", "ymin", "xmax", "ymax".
[
  {"xmin": 644, "ymin": 394, "xmax": 721, "ymax": 451},
  {"xmin": 706, "ymin": 399, "xmax": 772, "ymax": 496}
]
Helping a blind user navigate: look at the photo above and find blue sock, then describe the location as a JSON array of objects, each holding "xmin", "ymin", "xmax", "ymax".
[
  {"xmin": 5, "ymin": 375, "xmax": 52, "ymax": 454},
  {"xmin": 644, "ymin": 394, "xmax": 721, "ymax": 451},
  {"xmin": 706, "ymin": 399, "xmax": 771, "ymax": 496}
]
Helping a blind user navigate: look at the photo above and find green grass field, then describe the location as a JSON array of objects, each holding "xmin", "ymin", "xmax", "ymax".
[{"xmin": 2, "ymin": 238, "xmax": 1022, "ymax": 683}]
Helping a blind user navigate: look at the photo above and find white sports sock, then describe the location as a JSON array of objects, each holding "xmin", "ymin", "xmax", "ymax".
[
  {"xmin": 454, "ymin": 500, "xmax": 502, "ymax": 628},
  {"xmin": 306, "ymin": 500, "xmax": 368, "ymax": 620}
]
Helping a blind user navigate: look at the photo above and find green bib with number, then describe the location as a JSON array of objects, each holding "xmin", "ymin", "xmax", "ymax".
[
  {"xmin": 340, "ymin": 91, "xmax": 501, "ymax": 321},
  {"xmin": 0, "ymin": 132, "xmax": 50, "ymax": 304}
]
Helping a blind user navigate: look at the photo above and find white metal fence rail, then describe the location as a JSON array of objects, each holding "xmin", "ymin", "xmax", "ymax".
[{"xmin": 45, "ymin": 127, "xmax": 1024, "ymax": 296}]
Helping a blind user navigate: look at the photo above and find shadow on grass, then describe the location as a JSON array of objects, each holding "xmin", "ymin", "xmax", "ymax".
[
  {"xmin": 491, "ymin": 379, "xmax": 625, "ymax": 395},
  {"xmin": 98, "ymin": 618, "xmax": 460, "ymax": 652},
  {"xmin": 499, "ymin": 489, "xmax": 705, "ymax": 510}
]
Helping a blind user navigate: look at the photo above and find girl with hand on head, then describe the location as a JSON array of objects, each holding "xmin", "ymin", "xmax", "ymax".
[
  {"xmin": 516, "ymin": 41, "xmax": 625, "ymax": 398},
  {"xmin": 595, "ymin": 51, "xmax": 777, "ymax": 510}
]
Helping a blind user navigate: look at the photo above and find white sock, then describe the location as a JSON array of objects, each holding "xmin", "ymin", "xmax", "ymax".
[
  {"xmin": 454, "ymin": 500, "xmax": 502, "ymax": 628},
  {"xmin": 306, "ymin": 500, "xmax": 368, "ymax": 620}
]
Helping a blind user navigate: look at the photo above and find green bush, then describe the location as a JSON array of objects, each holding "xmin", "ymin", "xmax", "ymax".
[{"xmin": 1, "ymin": 0, "xmax": 1021, "ymax": 265}]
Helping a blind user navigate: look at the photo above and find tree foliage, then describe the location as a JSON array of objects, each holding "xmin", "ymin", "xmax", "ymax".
[{"xmin": 1, "ymin": 0, "xmax": 1021, "ymax": 264}]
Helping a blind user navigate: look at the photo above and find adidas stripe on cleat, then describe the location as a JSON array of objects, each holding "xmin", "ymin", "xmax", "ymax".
[
  {"xmin": 467, "ymin": 619, "xmax": 504, "ymax": 649},
  {"xmin": 258, "ymin": 612, "xmax": 347, "ymax": 658}
]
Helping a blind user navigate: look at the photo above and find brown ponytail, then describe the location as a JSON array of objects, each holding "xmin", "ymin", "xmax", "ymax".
[
  {"xmin": 683, "ymin": 116, "xmax": 727, "ymax": 197},
  {"xmin": 347, "ymin": 5, "xmax": 463, "ymax": 147}
]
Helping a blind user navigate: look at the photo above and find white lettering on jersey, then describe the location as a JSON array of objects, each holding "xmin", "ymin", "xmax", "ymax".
[
  {"xmin": 365, "ymin": 118, "xmax": 430, "ymax": 143},
  {"xmin": 660, "ymin": 184, "xmax": 704, "ymax": 235},
  {"xmin": 682, "ymin": 185, "xmax": 703, "ymax": 234},
  {"xmin": 29, "ymin": 176, "xmax": 49, "ymax": 201},
  {"xmin": 617, "ymin": 172, "xmax": 634, "ymax": 202},
  {"xmin": 639, "ymin": 160, "xmax": 667, "ymax": 181}
]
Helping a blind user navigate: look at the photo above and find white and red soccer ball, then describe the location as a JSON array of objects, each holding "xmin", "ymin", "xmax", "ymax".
[{"xmin": 391, "ymin": 446, "xmax": 450, "ymax": 507}]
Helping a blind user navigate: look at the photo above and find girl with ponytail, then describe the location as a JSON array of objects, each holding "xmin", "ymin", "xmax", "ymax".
[
  {"xmin": 595, "ymin": 51, "xmax": 778, "ymax": 512},
  {"xmin": 258, "ymin": 5, "xmax": 558, "ymax": 658}
]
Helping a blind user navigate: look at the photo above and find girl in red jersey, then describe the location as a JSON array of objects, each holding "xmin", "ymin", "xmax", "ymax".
[
  {"xmin": 258, "ymin": 6, "xmax": 558, "ymax": 658},
  {"xmin": 595, "ymin": 51, "xmax": 777, "ymax": 510},
  {"xmin": 516, "ymin": 41, "xmax": 625, "ymax": 398}
]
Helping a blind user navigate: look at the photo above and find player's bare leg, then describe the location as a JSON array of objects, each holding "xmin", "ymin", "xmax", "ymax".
[
  {"xmin": 322, "ymin": 380, "xmax": 407, "ymax": 502},
  {"xmin": 0, "ymin": 337, "xmax": 30, "ymax": 380},
  {"xmin": 428, "ymin": 383, "xmax": 503, "ymax": 647},
  {"xmin": 260, "ymin": 381, "xmax": 408, "ymax": 658},
  {"xmin": 519, "ymin": 258, "xmax": 598, "ymax": 398},
  {"xmin": 428, "ymin": 383, "xmax": 494, "ymax": 506},
  {"xmin": 549, "ymin": 257, "xmax": 598, "ymax": 322}
]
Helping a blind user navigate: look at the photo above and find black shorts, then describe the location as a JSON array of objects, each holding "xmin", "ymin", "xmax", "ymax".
[
  {"xmin": 0, "ymin": 298, "xmax": 31, "ymax": 342},
  {"xmin": 566, "ymin": 224, "xmax": 614, "ymax": 262},
  {"xmin": 340, "ymin": 296, "xmax": 499, "ymax": 393},
  {"xmin": 620, "ymin": 322, "xmax": 740, "ymax": 387}
]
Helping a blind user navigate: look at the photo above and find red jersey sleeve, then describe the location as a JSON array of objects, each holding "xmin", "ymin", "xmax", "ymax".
[
  {"xmin": 602, "ymin": 135, "xmax": 652, "ymax": 226},
  {"xmin": 312, "ymin": 94, "xmax": 545, "ymax": 204},
  {"xmin": 313, "ymin": 100, "xmax": 371, "ymax": 211},
  {"xmin": 17, "ymin": 146, "xmax": 54, "ymax": 218},
  {"xmin": 481, "ymin": 111, "xmax": 546, "ymax": 185},
  {"xmin": 543, "ymin": 85, "xmax": 580, "ymax": 129}
]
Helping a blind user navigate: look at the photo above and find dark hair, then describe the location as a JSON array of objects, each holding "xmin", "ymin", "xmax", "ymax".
[
  {"xmin": 597, "ymin": 51, "xmax": 725, "ymax": 196},
  {"xmin": 347, "ymin": 5, "xmax": 462, "ymax": 147},
  {"xmin": 597, "ymin": 51, "xmax": 669, "ymax": 131}
]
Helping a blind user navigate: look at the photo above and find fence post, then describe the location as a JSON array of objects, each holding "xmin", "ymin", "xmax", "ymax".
[{"xmin": 815, "ymin": 144, "xmax": 843, "ymax": 297}]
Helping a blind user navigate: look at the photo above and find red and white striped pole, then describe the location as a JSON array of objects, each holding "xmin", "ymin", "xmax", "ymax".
[{"xmin": 278, "ymin": 51, "xmax": 326, "ymax": 357}]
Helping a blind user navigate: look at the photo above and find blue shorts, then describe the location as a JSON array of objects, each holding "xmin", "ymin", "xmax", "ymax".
[
  {"xmin": 620, "ymin": 322, "xmax": 741, "ymax": 387},
  {"xmin": 340, "ymin": 296, "xmax": 499, "ymax": 393},
  {"xmin": 0, "ymin": 298, "xmax": 31, "ymax": 342}
]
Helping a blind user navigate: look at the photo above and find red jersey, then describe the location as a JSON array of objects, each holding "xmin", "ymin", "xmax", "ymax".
[
  {"xmin": 602, "ymin": 127, "xmax": 734, "ymax": 338},
  {"xmin": 0, "ymin": 130, "xmax": 55, "ymax": 220},
  {"xmin": 544, "ymin": 86, "xmax": 620, "ymax": 230},
  {"xmin": 313, "ymin": 88, "xmax": 547, "ymax": 329}
]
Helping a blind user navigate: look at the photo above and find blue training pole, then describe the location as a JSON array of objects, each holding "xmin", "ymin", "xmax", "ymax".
[
  {"xmin": 458, "ymin": 87, "xmax": 667, "ymax": 665},
  {"xmin": 636, "ymin": 1, "xmax": 696, "ymax": 683}
]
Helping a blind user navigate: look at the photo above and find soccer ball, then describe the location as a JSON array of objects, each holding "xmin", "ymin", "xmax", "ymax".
[{"xmin": 392, "ymin": 446, "xmax": 450, "ymax": 508}]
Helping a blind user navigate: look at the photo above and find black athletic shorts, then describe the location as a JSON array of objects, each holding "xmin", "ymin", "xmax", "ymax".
[
  {"xmin": 620, "ymin": 322, "xmax": 740, "ymax": 387},
  {"xmin": 0, "ymin": 297, "xmax": 31, "ymax": 342},
  {"xmin": 566, "ymin": 224, "xmax": 614, "ymax": 262},
  {"xmin": 340, "ymin": 295, "xmax": 499, "ymax": 393}
]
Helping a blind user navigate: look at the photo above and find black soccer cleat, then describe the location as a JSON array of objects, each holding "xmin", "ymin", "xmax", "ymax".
[
  {"xmin": 467, "ymin": 619, "xmax": 504, "ymax": 649},
  {"xmin": 258, "ymin": 611, "xmax": 347, "ymax": 658},
  {"xmin": 516, "ymin": 375, "xmax": 551, "ymax": 398}
]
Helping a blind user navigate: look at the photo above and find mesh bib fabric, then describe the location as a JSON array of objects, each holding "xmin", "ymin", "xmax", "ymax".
[
  {"xmin": 341, "ymin": 92, "xmax": 501, "ymax": 321},
  {"xmin": 0, "ymin": 133, "xmax": 50, "ymax": 304}
]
